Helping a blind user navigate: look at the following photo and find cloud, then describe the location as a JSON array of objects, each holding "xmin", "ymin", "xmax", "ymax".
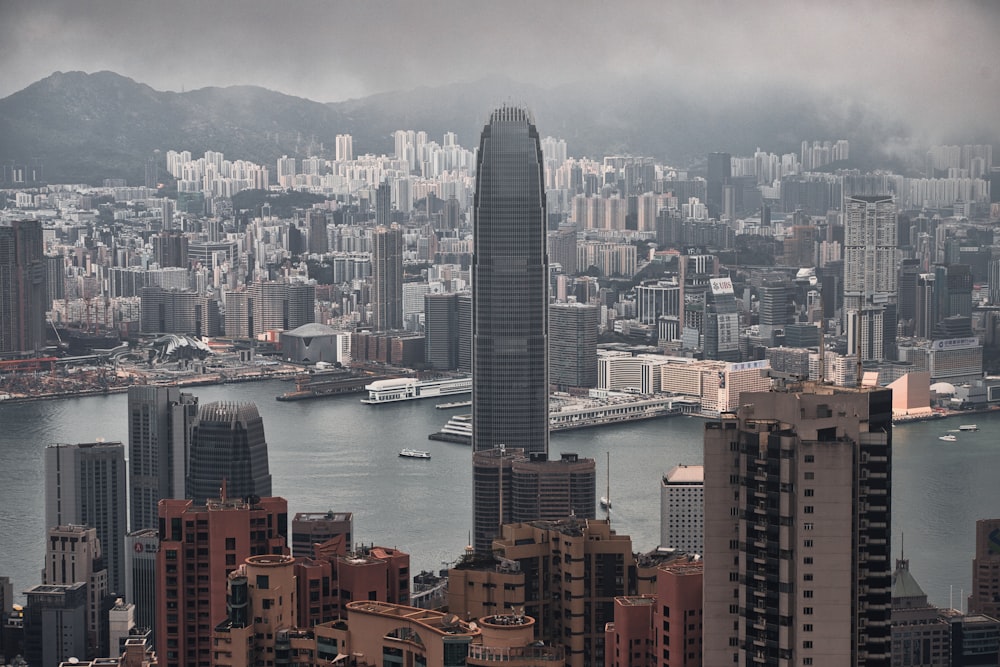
[{"xmin": 1, "ymin": 0, "xmax": 998, "ymax": 141}]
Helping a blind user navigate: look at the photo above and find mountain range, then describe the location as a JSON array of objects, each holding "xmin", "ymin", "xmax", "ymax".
[{"xmin": 0, "ymin": 70, "xmax": 949, "ymax": 185}]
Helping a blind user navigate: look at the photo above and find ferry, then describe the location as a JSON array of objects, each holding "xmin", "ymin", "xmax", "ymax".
[
  {"xmin": 959, "ymin": 424, "xmax": 978, "ymax": 432},
  {"xmin": 399, "ymin": 448, "xmax": 432, "ymax": 459},
  {"xmin": 362, "ymin": 376, "xmax": 471, "ymax": 404},
  {"xmin": 939, "ymin": 434, "xmax": 958, "ymax": 442},
  {"xmin": 436, "ymin": 400, "xmax": 472, "ymax": 410}
]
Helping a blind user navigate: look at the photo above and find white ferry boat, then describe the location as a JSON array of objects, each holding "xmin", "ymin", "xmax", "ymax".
[
  {"xmin": 362, "ymin": 376, "xmax": 471, "ymax": 404},
  {"xmin": 399, "ymin": 448, "xmax": 431, "ymax": 459},
  {"xmin": 959, "ymin": 424, "xmax": 978, "ymax": 431}
]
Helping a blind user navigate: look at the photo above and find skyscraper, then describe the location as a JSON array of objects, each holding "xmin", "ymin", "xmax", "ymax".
[
  {"xmin": 472, "ymin": 106, "xmax": 549, "ymax": 455},
  {"xmin": 128, "ymin": 385, "xmax": 199, "ymax": 531},
  {"xmin": 0, "ymin": 220, "xmax": 47, "ymax": 356},
  {"xmin": 186, "ymin": 402, "xmax": 273, "ymax": 506},
  {"xmin": 703, "ymin": 384, "xmax": 892, "ymax": 666},
  {"xmin": 43, "ymin": 524, "xmax": 110, "ymax": 657},
  {"xmin": 844, "ymin": 194, "xmax": 898, "ymax": 360},
  {"xmin": 44, "ymin": 441, "xmax": 128, "ymax": 597},
  {"xmin": 548, "ymin": 301, "xmax": 598, "ymax": 388},
  {"xmin": 969, "ymin": 518, "xmax": 1000, "ymax": 617},
  {"xmin": 706, "ymin": 152, "xmax": 731, "ymax": 220},
  {"xmin": 371, "ymin": 223, "xmax": 403, "ymax": 330}
]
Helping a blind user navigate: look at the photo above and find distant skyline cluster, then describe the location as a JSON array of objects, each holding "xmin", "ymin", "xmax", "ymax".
[{"xmin": 1, "ymin": 1, "xmax": 999, "ymax": 143}]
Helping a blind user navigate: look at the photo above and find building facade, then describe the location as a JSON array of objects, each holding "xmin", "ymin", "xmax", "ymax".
[
  {"xmin": 186, "ymin": 401, "xmax": 272, "ymax": 506},
  {"xmin": 660, "ymin": 464, "xmax": 704, "ymax": 555},
  {"xmin": 0, "ymin": 220, "xmax": 47, "ymax": 356},
  {"xmin": 372, "ymin": 224, "xmax": 403, "ymax": 330},
  {"xmin": 472, "ymin": 106, "xmax": 549, "ymax": 456},
  {"xmin": 128, "ymin": 385, "xmax": 199, "ymax": 531},
  {"xmin": 703, "ymin": 384, "xmax": 893, "ymax": 666},
  {"xmin": 44, "ymin": 442, "xmax": 128, "ymax": 598}
]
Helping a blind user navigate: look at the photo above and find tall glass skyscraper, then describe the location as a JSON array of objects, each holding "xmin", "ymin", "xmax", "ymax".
[
  {"xmin": 186, "ymin": 401, "xmax": 272, "ymax": 506},
  {"xmin": 472, "ymin": 106, "xmax": 549, "ymax": 455}
]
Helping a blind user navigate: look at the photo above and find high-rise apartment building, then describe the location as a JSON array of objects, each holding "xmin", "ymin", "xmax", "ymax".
[
  {"xmin": 155, "ymin": 495, "xmax": 288, "ymax": 667},
  {"xmin": 472, "ymin": 106, "xmax": 548, "ymax": 455},
  {"xmin": 45, "ymin": 442, "xmax": 128, "ymax": 598},
  {"xmin": 549, "ymin": 302, "xmax": 598, "ymax": 388},
  {"xmin": 128, "ymin": 385, "xmax": 199, "ymax": 531},
  {"xmin": 371, "ymin": 223, "xmax": 403, "ymax": 331},
  {"xmin": 0, "ymin": 220, "xmax": 47, "ymax": 356},
  {"xmin": 306, "ymin": 209, "xmax": 329, "ymax": 254},
  {"xmin": 844, "ymin": 194, "xmax": 897, "ymax": 360},
  {"xmin": 186, "ymin": 401, "xmax": 272, "ymax": 506},
  {"xmin": 660, "ymin": 464, "xmax": 704, "ymax": 555},
  {"xmin": 969, "ymin": 518, "xmax": 1000, "ymax": 617},
  {"xmin": 335, "ymin": 134, "xmax": 353, "ymax": 162},
  {"xmin": 703, "ymin": 383, "xmax": 893, "ymax": 666}
]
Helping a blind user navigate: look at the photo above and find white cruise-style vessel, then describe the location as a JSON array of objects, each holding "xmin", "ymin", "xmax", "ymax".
[{"xmin": 362, "ymin": 377, "xmax": 471, "ymax": 404}]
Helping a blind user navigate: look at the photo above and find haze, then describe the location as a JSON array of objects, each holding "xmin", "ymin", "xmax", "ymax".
[{"xmin": 1, "ymin": 0, "xmax": 999, "ymax": 141}]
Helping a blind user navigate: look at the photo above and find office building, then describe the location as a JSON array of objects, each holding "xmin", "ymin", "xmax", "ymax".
[
  {"xmin": 703, "ymin": 383, "xmax": 892, "ymax": 666},
  {"xmin": 127, "ymin": 385, "xmax": 199, "ymax": 531},
  {"xmin": 45, "ymin": 442, "xmax": 128, "ymax": 598},
  {"xmin": 472, "ymin": 448, "xmax": 596, "ymax": 554},
  {"xmin": 0, "ymin": 219, "xmax": 47, "ymax": 356},
  {"xmin": 969, "ymin": 518, "xmax": 1000, "ymax": 617},
  {"xmin": 124, "ymin": 528, "xmax": 158, "ymax": 640},
  {"xmin": 424, "ymin": 292, "xmax": 460, "ymax": 370},
  {"xmin": 155, "ymin": 495, "xmax": 288, "ymax": 667},
  {"xmin": 844, "ymin": 195, "xmax": 897, "ymax": 360},
  {"xmin": 890, "ymin": 556, "xmax": 951, "ymax": 666},
  {"xmin": 549, "ymin": 301, "xmax": 598, "ymax": 388},
  {"xmin": 249, "ymin": 280, "xmax": 315, "ymax": 336},
  {"xmin": 43, "ymin": 525, "xmax": 111, "ymax": 658},
  {"xmin": 290, "ymin": 511, "xmax": 353, "ymax": 559},
  {"xmin": 472, "ymin": 106, "xmax": 548, "ymax": 455},
  {"xmin": 186, "ymin": 401, "xmax": 272, "ymax": 506},
  {"xmin": 703, "ymin": 276, "xmax": 740, "ymax": 361},
  {"xmin": 306, "ymin": 209, "xmax": 328, "ymax": 254},
  {"xmin": 458, "ymin": 292, "xmax": 472, "ymax": 373},
  {"xmin": 372, "ymin": 224, "xmax": 403, "ymax": 330},
  {"xmin": 23, "ymin": 583, "xmax": 88, "ymax": 667},
  {"xmin": 660, "ymin": 464, "xmax": 704, "ymax": 555},
  {"xmin": 152, "ymin": 231, "xmax": 188, "ymax": 269}
]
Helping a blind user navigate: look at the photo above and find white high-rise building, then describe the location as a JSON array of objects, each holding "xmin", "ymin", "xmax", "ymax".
[
  {"xmin": 335, "ymin": 134, "xmax": 354, "ymax": 162},
  {"xmin": 660, "ymin": 464, "xmax": 704, "ymax": 555},
  {"xmin": 843, "ymin": 194, "xmax": 897, "ymax": 360}
]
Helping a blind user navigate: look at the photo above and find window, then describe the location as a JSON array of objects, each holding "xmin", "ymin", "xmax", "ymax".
[
  {"xmin": 257, "ymin": 575, "xmax": 269, "ymax": 590},
  {"xmin": 803, "ymin": 573, "xmax": 813, "ymax": 581},
  {"xmin": 804, "ymin": 489, "xmax": 814, "ymax": 497},
  {"xmin": 804, "ymin": 455, "xmax": 814, "ymax": 463},
  {"xmin": 803, "ymin": 590, "xmax": 813, "ymax": 598},
  {"xmin": 804, "ymin": 557, "xmax": 813, "ymax": 564},
  {"xmin": 803, "ymin": 624, "xmax": 813, "ymax": 632},
  {"xmin": 804, "ymin": 472, "xmax": 814, "ymax": 480},
  {"xmin": 804, "ymin": 540, "xmax": 813, "ymax": 548},
  {"xmin": 804, "ymin": 506, "xmax": 814, "ymax": 514},
  {"xmin": 804, "ymin": 659, "xmax": 813, "ymax": 665},
  {"xmin": 804, "ymin": 523, "xmax": 814, "ymax": 530},
  {"xmin": 803, "ymin": 641, "xmax": 813, "ymax": 649},
  {"xmin": 803, "ymin": 607, "xmax": 813, "ymax": 615}
]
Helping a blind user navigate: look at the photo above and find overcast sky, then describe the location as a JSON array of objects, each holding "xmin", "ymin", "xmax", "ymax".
[{"xmin": 2, "ymin": 0, "xmax": 998, "ymax": 139}]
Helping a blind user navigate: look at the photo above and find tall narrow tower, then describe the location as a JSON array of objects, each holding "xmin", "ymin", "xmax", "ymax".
[
  {"xmin": 843, "ymin": 194, "xmax": 897, "ymax": 361},
  {"xmin": 372, "ymin": 223, "xmax": 403, "ymax": 331},
  {"xmin": 0, "ymin": 220, "xmax": 47, "ymax": 355},
  {"xmin": 472, "ymin": 106, "xmax": 549, "ymax": 455}
]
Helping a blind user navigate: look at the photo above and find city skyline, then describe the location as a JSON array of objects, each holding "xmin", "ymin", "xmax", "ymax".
[{"xmin": 1, "ymin": 2, "xmax": 998, "ymax": 146}]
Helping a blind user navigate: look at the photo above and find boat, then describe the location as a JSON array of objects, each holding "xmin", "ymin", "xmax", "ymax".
[
  {"xmin": 436, "ymin": 400, "xmax": 472, "ymax": 409},
  {"xmin": 399, "ymin": 448, "xmax": 431, "ymax": 459},
  {"xmin": 939, "ymin": 434, "xmax": 958, "ymax": 442},
  {"xmin": 959, "ymin": 424, "xmax": 978, "ymax": 431}
]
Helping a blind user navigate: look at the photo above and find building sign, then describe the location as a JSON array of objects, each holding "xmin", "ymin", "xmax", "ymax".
[
  {"xmin": 726, "ymin": 360, "xmax": 769, "ymax": 372},
  {"xmin": 932, "ymin": 338, "xmax": 979, "ymax": 351},
  {"xmin": 710, "ymin": 277, "xmax": 734, "ymax": 295}
]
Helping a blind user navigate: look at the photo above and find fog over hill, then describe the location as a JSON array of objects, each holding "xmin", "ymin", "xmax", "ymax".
[{"xmin": 0, "ymin": 70, "xmax": 993, "ymax": 185}]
